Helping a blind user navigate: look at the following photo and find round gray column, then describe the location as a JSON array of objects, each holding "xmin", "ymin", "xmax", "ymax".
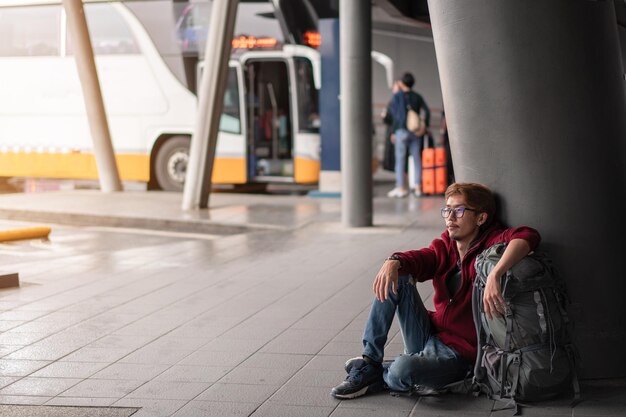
[
  {"xmin": 429, "ymin": 0, "xmax": 626, "ymax": 378},
  {"xmin": 340, "ymin": 0, "xmax": 373, "ymax": 227}
]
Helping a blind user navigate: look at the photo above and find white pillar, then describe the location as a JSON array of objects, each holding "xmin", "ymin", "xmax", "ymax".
[
  {"xmin": 62, "ymin": 0, "xmax": 122, "ymax": 192},
  {"xmin": 182, "ymin": 0, "xmax": 239, "ymax": 210}
]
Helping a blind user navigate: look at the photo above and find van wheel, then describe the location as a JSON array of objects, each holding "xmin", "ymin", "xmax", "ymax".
[{"xmin": 154, "ymin": 136, "xmax": 190, "ymax": 192}]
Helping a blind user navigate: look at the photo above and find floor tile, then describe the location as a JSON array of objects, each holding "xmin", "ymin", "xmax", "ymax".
[
  {"xmin": 0, "ymin": 359, "xmax": 51, "ymax": 376},
  {"xmin": 92, "ymin": 363, "xmax": 170, "ymax": 381},
  {"xmin": 154, "ymin": 365, "xmax": 230, "ymax": 383},
  {"xmin": 0, "ymin": 376, "xmax": 81, "ymax": 396},
  {"xmin": 31, "ymin": 362, "xmax": 108, "ymax": 379},
  {"xmin": 59, "ymin": 379, "xmax": 145, "ymax": 399},
  {"xmin": 250, "ymin": 403, "xmax": 334, "ymax": 417},
  {"xmin": 195, "ymin": 383, "xmax": 278, "ymax": 404},
  {"xmin": 170, "ymin": 400, "xmax": 258, "ymax": 417},
  {"xmin": 124, "ymin": 380, "xmax": 210, "ymax": 400}
]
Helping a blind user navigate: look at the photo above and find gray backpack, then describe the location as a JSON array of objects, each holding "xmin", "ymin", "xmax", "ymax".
[{"xmin": 472, "ymin": 243, "xmax": 580, "ymax": 414}]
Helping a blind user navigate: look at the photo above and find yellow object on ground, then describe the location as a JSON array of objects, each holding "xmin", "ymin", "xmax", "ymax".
[{"xmin": 0, "ymin": 227, "xmax": 51, "ymax": 242}]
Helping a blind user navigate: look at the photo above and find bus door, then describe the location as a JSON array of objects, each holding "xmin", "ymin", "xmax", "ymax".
[
  {"xmin": 191, "ymin": 61, "xmax": 247, "ymax": 186},
  {"xmin": 290, "ymin": 54, "xmax": 320, "ymax": 184},
  {"xmin": 210, "ymin": 62, "xmax": 248, "ymax": 184},
  {"xmin": 244, "ymin": 58, "xmax": 294, "ymax": 182}
]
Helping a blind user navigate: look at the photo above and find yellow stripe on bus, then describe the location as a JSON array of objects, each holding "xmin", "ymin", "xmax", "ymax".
[
  {"xmin": 0, "ymin": 152, "xmax": 250, "ymax": 184},
  {"xmin": 294, "ymin": 157, "xmax": 320, "ymax": 184},
  {"xmin": 211, "ymin": 157, "xmax": 247, "ymax": 184},
  {"xmin": 0, "ymin": 152, "xmax": 150, "ymax": 181}
]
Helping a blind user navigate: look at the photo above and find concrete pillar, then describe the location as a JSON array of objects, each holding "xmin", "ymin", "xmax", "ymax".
[
  {"xmin": 429, "ymin": 0, "xmax": 626, "ymax": 378},
  {"xmin": 63, "ymin": 0, "xmax": 122, "ymax": 192},
  {"xmin": 182, "ymin": 0, "xmax": 239, "ymax": 210},
  {"xmin": 340, "ymin": 0, "xmax": 373, "ymax": 227}
]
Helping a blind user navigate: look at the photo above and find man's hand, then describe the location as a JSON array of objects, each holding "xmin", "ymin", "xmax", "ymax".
[
  {"xmin": 483, "ymin": 269, "xmax": 507, "ymax": 320},
  {"xmin": 482, "ymin": 239, "xmax": 532, "ymax": 320},
  {"xmin": 373, "ymin": 260, "xmax": 400, "ymax": 302},
  {"xmin": 390, "ymin": 133, "xmax": 396, "ymax": 144}
]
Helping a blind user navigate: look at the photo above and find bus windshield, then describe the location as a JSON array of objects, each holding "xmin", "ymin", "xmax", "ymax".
[{"xmin": 173, "ymin": 0, "xmax": 286, "ymax": 57}]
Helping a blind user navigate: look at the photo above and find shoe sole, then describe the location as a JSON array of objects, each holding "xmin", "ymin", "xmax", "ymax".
[
  {"xmin": 331, "ymin": 380, "xmax": 385, "ymax": 400},
  {"xmin": 331, "ymin": 385, "xmax": 370, "ymax": 399}
]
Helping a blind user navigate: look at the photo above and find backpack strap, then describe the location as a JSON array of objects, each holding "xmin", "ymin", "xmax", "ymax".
[
  {"xmin": 565, "ymin": 343, "xmax": 582, "ymax": 406},
  {"xmin": 503, "ymin": 307, "xmax": 515, "ymax": 352},
  {"xmin": 491, "ymin": 398, "xmax": 520, "ymax": 415},
  {"xmin": 471, "ymin": 279, "xmax": 501, "ymax": 398},
  {"xmin": 553, "ymin": 289, "xmax": 582, "ymax": 406},
  {"xmin": 472, "ymin": 278, "xmax": 487, "ymax": 380},
  {"xmin": 494, "ymin": 352, "xmax": 522, "ymax": 416},
  {"xmin": 508, "ymin": 353, "xmax": 522, "ymax": 399},
  {"xmin": 534, "ymin": 290, "xmax": 548, "ymax": 341},
  {"xmin": 403, "ymin": 92, "xmax": 412, "ymax": 111},
  {"xmin": 499, "ymin": 351, "xmax": 509, "ymax": 399},
  {"xmin": 498, "ymin": 308, "xmax": 516, "ymax": 399}
]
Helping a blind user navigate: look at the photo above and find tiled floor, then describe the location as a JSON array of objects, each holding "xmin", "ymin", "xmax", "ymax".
[{"xmin": 0, "ymin": 179, "xmax": 624, "ymax": 416}]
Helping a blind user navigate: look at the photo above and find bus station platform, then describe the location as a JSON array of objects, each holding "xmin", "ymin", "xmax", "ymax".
[{"xmin": 0, "ymin": 175, "xmax": 624, "ymax": 417}]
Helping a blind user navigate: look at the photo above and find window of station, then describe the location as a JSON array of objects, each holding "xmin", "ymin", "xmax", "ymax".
[
  {"xmin": 66, "ymin": 3, "xmax": 139, "ymax": 55},
  {"xmin": 0, "ymin": 5, "xmax": 61, "ymax": 57}
]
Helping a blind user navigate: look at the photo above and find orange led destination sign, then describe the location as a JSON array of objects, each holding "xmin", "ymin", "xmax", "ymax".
[
  {"xmin": 303, "ymin": 31, "xmax": 321, "ymax": 48},
  {"xmin": 232, "ymin": 36, "xmax": 278, "ymax": 49}
]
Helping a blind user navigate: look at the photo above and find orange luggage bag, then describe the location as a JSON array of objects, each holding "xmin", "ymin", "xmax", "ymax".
[{"xmin": 422, "ymin": 135, "xmax": 448, "ymax": 195}]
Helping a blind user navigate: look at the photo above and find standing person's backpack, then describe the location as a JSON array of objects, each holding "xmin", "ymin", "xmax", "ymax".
[
  {"xmin": 404, "ymin": 92, "xmax": 426, "ymax": 136},
  {"xmin": 472, "ymin": 243, "xmax": 580, "ymax": 415}
]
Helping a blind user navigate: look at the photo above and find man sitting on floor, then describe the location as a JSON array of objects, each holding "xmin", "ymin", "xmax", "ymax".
[{"xmin": 331, "ymin": 182, "xmax": 540, "ymax": 399}]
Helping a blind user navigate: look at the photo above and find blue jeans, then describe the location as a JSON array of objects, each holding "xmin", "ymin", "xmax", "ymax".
[
  {"xmin": 394, "ymin": 129, "xmax": 422, "ymax": 189},
  {"xmin": 362, "ymin": 275, "xmax": 471, "ymax": 392}
]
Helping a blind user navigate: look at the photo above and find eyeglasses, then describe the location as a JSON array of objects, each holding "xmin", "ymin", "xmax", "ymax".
[{"xmin": 441, "ymin": 207, "xmax": 477, "ymax": 219}]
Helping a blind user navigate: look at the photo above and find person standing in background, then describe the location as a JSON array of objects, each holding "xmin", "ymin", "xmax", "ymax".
[
  {"xmin": 381, "ymin": 81, "xmax": 408, "ymax": 179},
  {"xmin": 386, "ymin": 72, "xmax": 430, "ymax": 198}
]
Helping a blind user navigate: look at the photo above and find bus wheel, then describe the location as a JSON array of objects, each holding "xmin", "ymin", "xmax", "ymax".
[{"xmin": 154, "ymin": 136, "xmax": 190, "ymax": 192}]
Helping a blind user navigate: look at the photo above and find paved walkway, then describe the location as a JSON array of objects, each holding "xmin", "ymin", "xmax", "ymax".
[{"xmin": 0, "ymin": 177, "xmax": 624, "ymax": 416}]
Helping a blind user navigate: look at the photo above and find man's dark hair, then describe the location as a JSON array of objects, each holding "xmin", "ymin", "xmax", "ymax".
[
  {"xmin": 445, "ymin": 182, "xmax": 497, "ymax": 228},
  {"xmin": 401, "ymin": 72, "xmax": 415, "ymax": 89}
]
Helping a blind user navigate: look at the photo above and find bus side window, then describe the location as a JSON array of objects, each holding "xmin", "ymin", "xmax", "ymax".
[
  {"xmin": 294, "ymin": 58, "xmax": 320, "ymax": 133},
  {"xmin": 66, "ymin": 3, "xmax": 139, "ymax": 55},
  {"xmin": 0, "ymin": 6, "xmax": 61, "ymax": 57},
  {"xmin": 219, "ymin": 68, "xmax": 242, "ymax": 134}
]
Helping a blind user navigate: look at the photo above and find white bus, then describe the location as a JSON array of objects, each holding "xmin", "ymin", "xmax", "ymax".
[{"xmin": 0, "ymin": 0, "xmax": 323, "ymax": 191}]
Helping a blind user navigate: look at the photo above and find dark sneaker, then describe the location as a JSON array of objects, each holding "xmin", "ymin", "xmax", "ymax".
[
  {"xmin": 331, "ymin": 358, "xmax": 384, "ymax": 399},
  {"xmin": 344, "ymin": 356, "xmax": 362, "ymax": 373},
  {"xmin": 344, "ymin": 356, "xmax": 393, "ymax": 373}
]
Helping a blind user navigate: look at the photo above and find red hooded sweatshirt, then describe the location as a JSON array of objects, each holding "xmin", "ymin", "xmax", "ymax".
[{"xmin": 392, "ymin": 224, "xmax": 540, "ymax": 363}]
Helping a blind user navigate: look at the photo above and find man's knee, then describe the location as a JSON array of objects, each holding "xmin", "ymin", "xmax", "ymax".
[
  {"xmin": 387, "ymin": 353, "xmax": 470, "ymax": 392},
  {"xmin": 387, "ymin": 355, "xmax": 417, "ymax": 383},
  {"xmin": 397, "ymin": 274, "xmax": 414, "ymax": 287},
  {"xmin": 384, "ymin": 354, "xmax": 421, "ymax": 391}
]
